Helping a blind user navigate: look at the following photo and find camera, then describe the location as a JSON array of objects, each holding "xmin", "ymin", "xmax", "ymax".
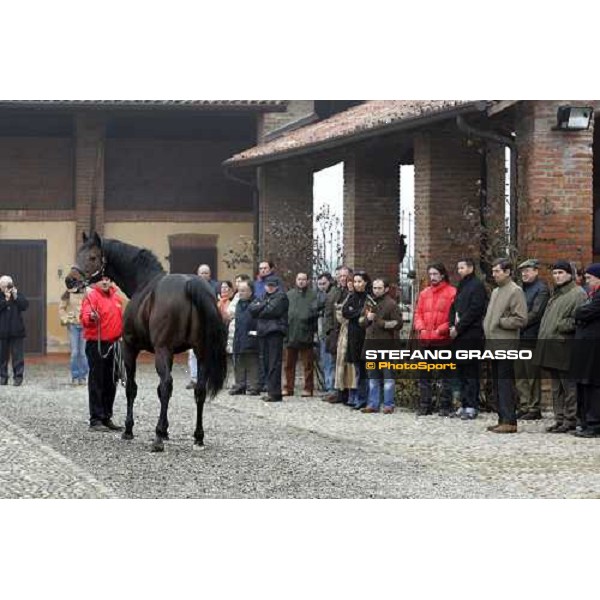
[{"xmin": 6, "ymin": 283, "xmax": 13, "ymax": 290}]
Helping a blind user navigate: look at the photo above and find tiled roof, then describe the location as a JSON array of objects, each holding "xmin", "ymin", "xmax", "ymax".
[
  {"xmin": 0, "ymin": 100, "xmax": 287, "ymax": 111},
  {"xmin": 225, "ymin": 100, "xmax": 488, "ymax": 167}
]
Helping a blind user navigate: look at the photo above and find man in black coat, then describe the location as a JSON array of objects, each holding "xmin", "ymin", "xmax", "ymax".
[
  {"xmin": 571, "ymin": 263, "xmax": 600, "ymax": 437},
  {"xmin": 249, "ymin": 275, "xmax": 289, "ymax": 402},
  {"xmin": 515, "ymin": 259, "xmax": 549, "ymax": 420},
  {"xmin": 449, "ymin": 258, "xmax": 487, "ymax": 419},
  {"xmin": 0, "ymin": 275, "xmax": 29, "ymax": 386}
]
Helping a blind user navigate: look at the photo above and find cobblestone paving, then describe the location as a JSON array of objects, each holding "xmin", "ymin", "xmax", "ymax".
[{"xmin": 2, "ymin": 362, "xmax": 600, "ymax": 498}]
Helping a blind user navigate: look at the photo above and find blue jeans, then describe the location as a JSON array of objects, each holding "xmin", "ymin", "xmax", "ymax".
[
  {"xmin": 367, "ymin": 370, "xmax": 395, "ymax": 410},
  {"xmin": 319, "ymin": 338, "xmax": 335, "ymax": 391},
  {"xmin": 68, "ymin": 324, "xmax": 88, "ymax": 380},
  {"xmin": 348, "ymin": 362, "xmax": 368, "ymax": 407}
]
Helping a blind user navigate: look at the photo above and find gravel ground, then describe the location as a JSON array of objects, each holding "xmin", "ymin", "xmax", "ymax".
[{"xmin": 2, "ymin": 362, "xmax": 600, "ymax": 498}]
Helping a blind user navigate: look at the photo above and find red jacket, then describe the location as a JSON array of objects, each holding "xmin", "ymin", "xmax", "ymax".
[
  {"xmin": 414, "ymin": 281, "xmax": 456, "ymax": 343},
  {"xmin": 80, "ymin": 286, "xmax": 124, "ymax": 342}
]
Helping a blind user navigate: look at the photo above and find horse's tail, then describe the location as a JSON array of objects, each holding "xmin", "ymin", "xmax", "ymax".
[{"xmin": 185, "ymin": 277, "xmax": 227, "ymax": 397}]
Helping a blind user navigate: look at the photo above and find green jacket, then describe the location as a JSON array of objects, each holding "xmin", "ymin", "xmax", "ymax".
[
  {"xmin": 535, "ymin": 280, "xmax": 587, "ymax": 371},
  {"xmin": 285, "ymin": 287, "xmax": 318, "ymax": 348},
  {"xmin": 483, "ymin": 279, "xmax": 527, "ymax": 342}
]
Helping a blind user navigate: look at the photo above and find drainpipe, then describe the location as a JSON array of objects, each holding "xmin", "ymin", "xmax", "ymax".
[
  {"xmin": 223, "ymin": 166, "xmax": 259, "ymax": 266},
  {"xmin": 456, "ymin": 114, "xmax": 518, "ymax": 269}
]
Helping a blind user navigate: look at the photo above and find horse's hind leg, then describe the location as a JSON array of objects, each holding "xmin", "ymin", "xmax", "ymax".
[
  {"xmin": 193, "ymin": 350, "xmax": 206, "ymax": 450},
  {"xmin": 122, "ymin": 343, "xmax": 139, "ymax": 441},
  {"xmin": 152, "ymin": 347, "xmax": 173, "ymax": 452}
]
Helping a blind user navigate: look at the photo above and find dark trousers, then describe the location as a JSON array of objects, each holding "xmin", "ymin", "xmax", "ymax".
[
  {"xmin": 284, "ymin": 346, "xmax": 314, "ymax": 394},
  {"xmin": 577, "ymin": 383, "xmax": 600, "ymax": 432},
  {"xmin": 0, "ymin": 337, "xmax": 24, "ymax": 383},
  {"xmin": 233, "ymin": 352, "xmax": 260, "ymax": 393},
  {"xmin": 491, "ymin": 359, "xmax": 517, "ymax": 425},
  {"xmin": 258, "ymin": 337, "xmax": 268, "ymax": 389},
  {"xmin": 458, "ymin": 360, "xmax": 480, "ymax": 410},
  {"xmin": 419, "ymin": 376, "xmax": 452, "ymax": 410},
  {"xmin": 85, "ymin": 341, "xmax": 117, "ymax": 426},
  {"xmin": 263, "ymin": 333, "xmax": 284, "ymax": 399}
]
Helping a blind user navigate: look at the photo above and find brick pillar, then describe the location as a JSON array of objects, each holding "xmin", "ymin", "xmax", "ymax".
[
  {"xmin": 414, "ymin": 126, "xmax": 481, "ymax": 282},
  {"xmin": 75, "ymin": 113, "xmax": 106, "ymax": 246},
  {"xmin": 516, "ymin": 100, "xmax": 595, "ymax": 271},
  {"xmin": 343, "ymin": 149, "xmax": 399, "ymax": 285},
  {"xmin": 258, "ymin": 159, "xmax": 313, "ymax": 285}
]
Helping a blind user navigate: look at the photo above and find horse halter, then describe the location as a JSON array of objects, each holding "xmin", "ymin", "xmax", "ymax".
[{"xmin": 72, "ymin": 254, "xmax": 106, "ymax": 287}]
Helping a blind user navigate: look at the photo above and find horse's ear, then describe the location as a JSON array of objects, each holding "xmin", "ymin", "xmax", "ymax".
[
  {"xmin": 82, "ymin": 232, "xmax": 89, "ymax": 243},
  {"xmin": 92, "ymin": 231, "xmax": 102, "ymax": 248}
]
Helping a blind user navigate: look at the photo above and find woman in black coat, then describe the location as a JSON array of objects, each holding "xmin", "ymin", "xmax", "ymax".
[
  {"xmin": 571, "ymin": 264, "xmax": 600, "ymax": 437},
  {"xmin": 0, "ymin": 275, "xmax": 29, "ymax": 386},
  {"xmin": 342, "ymin": 271, "xmax": 371, "ymax": 409}
]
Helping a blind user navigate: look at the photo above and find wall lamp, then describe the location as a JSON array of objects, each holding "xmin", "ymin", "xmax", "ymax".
[{"xmin": 554, "ymin": 105, "xmax": 593, "ymax": 131}]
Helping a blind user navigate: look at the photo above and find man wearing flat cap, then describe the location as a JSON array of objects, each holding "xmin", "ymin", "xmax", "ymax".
[
  {"xmin": 249, "ymin": 275, "xmax": 289, "ymax": 402},
  {"xmin": 535, "ymin": 260, "xmax": 587, "ymax": 433},
  {"xmin": 571, "ymin": 264, "xmax": 600, "ymax": 437},
  {"xmin": 515, "ymin": 259, "xmax": 549, "ymax": 420}
]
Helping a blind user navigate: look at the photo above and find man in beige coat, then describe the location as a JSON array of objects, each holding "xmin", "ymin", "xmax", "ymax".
[{"xmin": 483, "ymin": 258, "xmax": 528, "ymax": 433}]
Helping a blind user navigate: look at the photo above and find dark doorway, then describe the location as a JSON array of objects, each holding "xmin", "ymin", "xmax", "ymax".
[
  {"xmin": 169, "ymin": 246, "xmax": 218, "ymax": 278},
  {"xmin": 0, "ymin": 240, "xmax": 46, "ymax": 354}
]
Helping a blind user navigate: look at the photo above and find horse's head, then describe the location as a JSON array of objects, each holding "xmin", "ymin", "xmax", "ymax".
[{"xmin": 75, "ymin": 231, "xmax": 106, "ymax": 284}]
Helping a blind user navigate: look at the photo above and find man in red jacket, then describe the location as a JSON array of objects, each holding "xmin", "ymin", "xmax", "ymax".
[
  {"xmin": 80, "ymin": 276, "xmax": 124, "ymax": 432},
  {"xmin": 413, "ymin": 263, "xmax": 457, "ymax": 416}
]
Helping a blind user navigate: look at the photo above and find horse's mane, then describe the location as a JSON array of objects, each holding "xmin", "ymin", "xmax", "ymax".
[{"xmin": 103, "ymin": 238, "xmax": 166, "ymax": 282}]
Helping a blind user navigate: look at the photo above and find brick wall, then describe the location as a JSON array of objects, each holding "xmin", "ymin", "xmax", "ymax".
[
  {"xmin": 414, "ymin": 125, "xmax": 481, "ymax": 283},
  {"xmin": 258, "ymin": 101, "xmax": 315, "ymax": 141},
  {"xmin": 258, "ymin": 159, "xmax": 313, "ymax": 284},
  {"xmin": 515, "ymin": 100, "xmax": 598, "ymax": 273},
  {"xmin": 0, "ymin": 137, "xmax": 74, "ymax": 209},
  {"xmin": 343, "ymin": 148, "xmax": 399, "ymax": 284}
]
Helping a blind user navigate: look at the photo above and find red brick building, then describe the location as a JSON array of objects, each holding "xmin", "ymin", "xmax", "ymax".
[{"xmin": 225, "ymin": 100, "xmax": 600, "ymax": 291}]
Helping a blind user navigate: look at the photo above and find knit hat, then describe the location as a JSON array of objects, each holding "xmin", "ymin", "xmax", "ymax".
[
  {"xmin": 552, "ymin": 260, "xmax": 573, "ymax": 275},
  {"xmin": 518, "ymin": 259, "xmax": 540, "ymax": 270},
  {"xmin": 585, "ymin": 263, "xmax": 600, "ymax": 279}
]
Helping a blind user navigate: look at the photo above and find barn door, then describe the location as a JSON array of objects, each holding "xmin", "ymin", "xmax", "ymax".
[{"xmin": 0, "ymin": 240, "xmax": 46, "ymax": 354}]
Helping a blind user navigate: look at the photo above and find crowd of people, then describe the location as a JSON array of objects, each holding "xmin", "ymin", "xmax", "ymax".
[{"xmin": 2, "ymin": 252, "xmax": 600, "ymax": 439}]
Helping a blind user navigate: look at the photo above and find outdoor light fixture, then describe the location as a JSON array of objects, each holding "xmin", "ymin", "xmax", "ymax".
[{"xmin": 555, "ymin": 105, "xmax": 593, "ymax": 131}]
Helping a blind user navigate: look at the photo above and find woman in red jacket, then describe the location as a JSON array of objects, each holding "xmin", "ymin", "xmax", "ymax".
[
  {"xmin": 80, "ymin": 276, "xmax": 124, "ymax": 432},
  {"xmin": 413, "ymin": 263, "xmax": 457, "ymax": 416}
]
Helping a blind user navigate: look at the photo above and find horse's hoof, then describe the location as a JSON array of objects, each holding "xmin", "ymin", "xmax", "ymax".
[
  {"xmin": 151, "ymin": 441, "xmax": 164, "ymax": 453},
  {"xmin": 192, "ymin": 443, "xmax": 205, "ymax": 452},
  {"xmin": 121, "ymin": 432, "xmax": 133, "ymax": 441}
]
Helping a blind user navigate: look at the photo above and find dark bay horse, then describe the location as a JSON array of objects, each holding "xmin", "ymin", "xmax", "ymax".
[{"xmin": 76, "ymin": 232, "xmax": 227, "ymax": 452}]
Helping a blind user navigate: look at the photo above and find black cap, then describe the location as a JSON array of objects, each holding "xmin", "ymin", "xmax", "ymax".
[
  {"xmin": 552, "ymin": 260, "xmax": 573, "ymax": 275},
  {"xmin": 264, "ymin": 275, "xmax": 279, "ymax": 286}
]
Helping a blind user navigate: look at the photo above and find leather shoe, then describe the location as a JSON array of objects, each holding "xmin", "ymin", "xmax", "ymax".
[
  {"xmin": 574, "ymin": 429, "xmax": 600, "ymax": 438},
  {"xmin": 486, "ymin": 423, "xmax": 500, "ymax": 432},
  {"xmin": 552, "ymin": 423, "xmax": 576, "ymax": 433},
  {"xmin": 382, "ymin": 407, "xmax": 394, "ymax": 414},
  {"xmin": 229, "ymin": 388, "xmax": 246, "ymax": 395},
  {"xmin": 545, "ymin": 422, "xmax": 563, "ymax": 432},
  {"xmin": 13, "ymin": 379, "xmax": 23, "ymax": 387},
  {"xmin": 282, "ymin": 391, "xmax": 294, "ymax": 397},
  {"xmin": 491, "ymin": 424, "xmax": 517, "ymax": 434},
  {"xmin": 361, "ymin": 406, "xmax": 379, "ymax": 414},
  {"xmin": 519, "ymin": 411, "xmax": 542, "ymax": 421},
  {"xmin": 103, "ymin": 419, "xmax": 124, "ymax": 431},
  {"xmin": 417, "ymin": 408, "xmax": 432, "ymax": 416},
  {"xmin": 89, "ymin": 423, "xmax": 109, "ymax": 432},
  {"xmin": 262, "ymin": 395, "xmax": 282, "ymax": 403}
]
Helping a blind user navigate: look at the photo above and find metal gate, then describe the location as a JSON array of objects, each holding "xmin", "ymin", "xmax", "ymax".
[{"xmin": 0, "ymin": 240, "xmax": 46, "ymax": 354}]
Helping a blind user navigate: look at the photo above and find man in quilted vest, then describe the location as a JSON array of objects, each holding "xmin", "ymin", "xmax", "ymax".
[{"xmin": 413, "ymin": 263, "xmax": 457, "ymax": 416}]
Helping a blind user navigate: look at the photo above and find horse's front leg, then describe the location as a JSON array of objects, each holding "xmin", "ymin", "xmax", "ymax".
[
  {"xmin": 193, "ymin": 350, "xmax": 207, "ymax": 450},
  {"xmin": 122, "ymin": 342, "xmax": 139, "ymax": 441},
  {"xmin": 152, "ymin": 347, "xmax": 173, "ymax": 452}
]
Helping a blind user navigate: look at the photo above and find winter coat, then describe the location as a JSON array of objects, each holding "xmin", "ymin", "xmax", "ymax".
[
  {"xmin": 226, "ymin": 294, "xmax": 240, "ymax": 354},
  {"xmin": 325, "ymin": 286, "xmax": 348, "ymax": 355},
  {"xmin": 59, "ymin": 290, "xmax": 86, "ymax": 326},
  {"xmin": 534, "ymin": 280, "xmax": 587, "ymax": 371},
  {"xmin": 286, "ymin": 287, "xmax": 318, "ymax": 348},
  {"xmin": 249, "ymin": 290, "xmax": 289, "ymax": 337},
  {"xmin": 449, "ymin": 273, "xmax": 487, "ymax": 342},
  {"xmin": 335, "ymin": 296, "xmax": 357, "ymax": 390},
  {"xmin": 0, "ymin": 292, "xmax": 29, "ymax": 339},
  {"xmin": 483, "ymin": 280, "xmax": 527, "ymax": 342},
  {"xmin": 570, "ymin": 288, "xmax": 600, "ymax": 384},
  {"xmin": 233, "ymin": 297, "xmax": 259, "ymax": 354},
  {"xmin": 342, "ymin": 291, "xmax": 368, "ymax": 363},
  {"xmin": 80, "ymin": 286, "xmax": 124, "ymax": 342},
  {"xmin": 361, "ymin": 294, "xmax": 403, "ymax": 342},
  {"xmin": 519, "ymin": 278, "xmax": 549, "ymax": 340},
  {"xmin": 414, "ymin": 281, "xmax": 456, "ymax": 344}
]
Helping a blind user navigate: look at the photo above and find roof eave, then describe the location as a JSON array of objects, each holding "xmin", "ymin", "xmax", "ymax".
[{"xmin": 224, "ymin": 101, "xmax": 489, "ymax": 169}]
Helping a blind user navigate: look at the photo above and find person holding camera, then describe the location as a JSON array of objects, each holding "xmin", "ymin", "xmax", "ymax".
[
  {"xmin": 0, "ymin": 275, "xmax": 29, "ymax": 386},
  {"xmin": 59, "ymin": 273, "xmax": 89, "ymax": 385}
]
